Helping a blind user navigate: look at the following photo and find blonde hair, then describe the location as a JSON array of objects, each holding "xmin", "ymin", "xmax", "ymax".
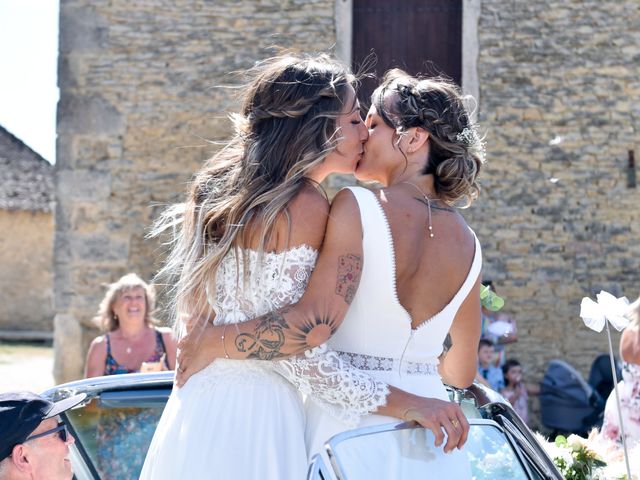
[
  {"xmin": 372, "ymin": 69, "xmax": 484, "ymax": 207},
  {"xmin": 93, "ymin": 273, "xmax": 157, "ymax": 332},
  {"xmin": 153, "ymin": 53, "xmax": 356, "ymax": 329},
  {"xmin": 626, "ymin": 296, "xmax": 640, "ymax": 329}
]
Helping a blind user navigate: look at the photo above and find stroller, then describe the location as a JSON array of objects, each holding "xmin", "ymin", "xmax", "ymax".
[{"xmin": 539, "ymin": 356, "xmax": 620, "ymax": 437}]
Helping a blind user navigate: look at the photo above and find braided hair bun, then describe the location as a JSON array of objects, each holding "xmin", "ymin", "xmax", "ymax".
[{"xmin": 372, "ymin": 69, "xmax": 485, "ymax": 207}]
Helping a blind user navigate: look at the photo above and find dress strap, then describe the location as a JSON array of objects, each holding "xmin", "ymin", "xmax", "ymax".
[
  {"xmin": 343, "ymin": 186, "xmax": 408, "ymax": 319},
  {"xmin": 155, "ymin": 330, "xmax": 170, "ymax": 368},
  {"xmin": 105, "ymin": 333, "xmax": 112, "ymax": 355},
  {"xmin": 442, "ymin": 231, "xmax": 483, "ymax": 316}
]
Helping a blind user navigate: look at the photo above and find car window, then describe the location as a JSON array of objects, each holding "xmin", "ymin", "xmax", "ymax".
[
  {"xmin": 63, "ymin": 389, "xmax": 169, "ymax": 480},
  {"xmin": 323, "ymin": 421, "xmax": 530, "ymax": 480}
]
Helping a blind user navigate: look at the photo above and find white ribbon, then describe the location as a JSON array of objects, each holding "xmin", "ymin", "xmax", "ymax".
[
  {"xmin": 579, "ymin": 290, "xmax": 630, "ymax": 332},
  {"xmin": 579, "ymin": 289, "xmax": 632, "ymax": 479}
]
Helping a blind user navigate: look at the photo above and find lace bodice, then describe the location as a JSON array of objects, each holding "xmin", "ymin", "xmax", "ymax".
[
  {"xmin": 211, "ymin": 245, "xmax": 317, "ymax": 325},
  {"xmin": 208, "ymin": 244, "xmax": 388, "ymax": 427}
]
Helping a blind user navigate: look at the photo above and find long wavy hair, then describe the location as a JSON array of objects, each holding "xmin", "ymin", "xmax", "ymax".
[
  {"xmin": 372, "ymin": 69, "xmax": 485, "ymax": 207},
  {"xmin": 153, "ymin": 53, "xmax": 356, "ymax": 330},
  {"xmin": 93, "ymin": 273, "xmax": 158, "ymax": 332}
]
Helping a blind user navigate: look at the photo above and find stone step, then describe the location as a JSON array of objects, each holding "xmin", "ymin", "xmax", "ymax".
[{"xmin": 0, "ymin": 330, "xmax": 53, "ymax": 342}]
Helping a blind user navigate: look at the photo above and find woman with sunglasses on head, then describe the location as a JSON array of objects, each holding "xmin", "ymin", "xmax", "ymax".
[{"xmin": 178, "ymin": 69, "xmax": 484, "ymax": 477}]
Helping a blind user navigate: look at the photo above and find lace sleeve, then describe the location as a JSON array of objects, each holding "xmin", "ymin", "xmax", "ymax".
[{"xmin": 274, "ymin": 344, "xmax": 390, "ymax": 428}]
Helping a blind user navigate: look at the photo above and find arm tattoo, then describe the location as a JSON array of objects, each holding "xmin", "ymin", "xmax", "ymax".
[
  {"xmin": 235, "ymin": 311, "xmax": 289, "ymax": 360},
  {"xmin": 335, "ymin": 254, "xmax": 362, "ymax": 304},
  {"xmin": 289, "ymin": 316, "xmax": 338, "ymax": 350},
  {"xmin": 231, "ymin": 253, "xmax": 362, "ymax": 359},
  {"xmin": 234, "ymin": 312, "xmax": 341, "ymax": 359}
]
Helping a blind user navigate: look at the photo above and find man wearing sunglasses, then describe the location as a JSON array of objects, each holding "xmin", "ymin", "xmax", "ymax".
[{"xmin": 0, "ymin": 391, "xmax": 86, "ymax": 480}]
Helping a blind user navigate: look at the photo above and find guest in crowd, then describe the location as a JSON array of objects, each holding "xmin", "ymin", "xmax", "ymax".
[
  {"xmin": 0, "ymin": 391, "xmax": 85, "ymax": 480},
  {"xmin": 85, "ymin": 273, "xmax": 176, "ymax": 377},
  {"xmin": 480, "ymin": 280, "xmax": 517, "ymax": 367},
  {"xmin": 601, "ymin": 295, "xmax": 640, "ymax": 445},
  {"xmin": 476, "ymin": 338, "xmax": 505, "ymax": 391},
  {"xmin": 500, "ymin": 358, "xmax": 540, "ymax": 425},
  {"xmin": 83, "ymin": 273, "xmax": 177, "ymax": 479}
]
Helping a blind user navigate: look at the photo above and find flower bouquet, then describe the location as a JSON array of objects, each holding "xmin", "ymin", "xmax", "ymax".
[{"xmin": 540, "ymin": 433, "xmax": 606, "ymax": 479}]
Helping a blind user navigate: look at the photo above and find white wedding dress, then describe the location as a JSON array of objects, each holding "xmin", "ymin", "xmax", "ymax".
[
  {"xmin": 140, "ymin": 244, "xmax": 388, "ymax": 480},
  {"xmin": 306, "ymin": 187, "xmax": 482, "ymax": 479}
]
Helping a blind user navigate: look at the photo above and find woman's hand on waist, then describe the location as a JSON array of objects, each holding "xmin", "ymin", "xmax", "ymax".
[{"xmin": 176, "ymin": 320, "xmax": 221, "ymax": 387}]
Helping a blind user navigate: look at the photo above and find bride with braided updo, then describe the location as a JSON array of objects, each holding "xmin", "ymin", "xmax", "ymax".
[{"xmin": 302, "ymin": 69, "xmax": 486, "ymax": 476}]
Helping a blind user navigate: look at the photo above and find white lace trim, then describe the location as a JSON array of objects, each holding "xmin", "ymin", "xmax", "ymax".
[
  {"xmin": 336, "ymin": 351, "xmax": 440, "ymax": 377},
  {"xmin": 207, "ymin": 244, "xmax": 389, "ymax": 427},
  {"xmin": 212, "ymin": 244, "xmax": 318, "ymax": 325},
  {"xmin": 275, "ymin": 345, "xmax": 390, "ymax": 428}
]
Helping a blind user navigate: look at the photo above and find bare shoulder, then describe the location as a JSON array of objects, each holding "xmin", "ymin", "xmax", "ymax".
[
  {"xmin": 278, "ymin": 183, "xmax": 331, "ymax": 250},
  {"xmin": 620, "ymin": 326, "xmax": 640, "ymax": 364},
  {"xmin": 89, "ymin": 334, "xmax": 107, "ymax": 347},
  {"xmin": 288, "ymin": 183, "xmax": 330, "ymax": 218},
  {"xmin": 87, "ymin": 334, "xmax": 107, "ymax": 356},
  {"xmin": 329, "ymin": 187, "xmax": 361, "ymax": 219}
]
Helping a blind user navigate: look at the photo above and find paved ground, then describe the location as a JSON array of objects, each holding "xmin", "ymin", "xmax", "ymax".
[{"xmin": 0, "ymin": 342, "xmax": 55, "ymax": 393}]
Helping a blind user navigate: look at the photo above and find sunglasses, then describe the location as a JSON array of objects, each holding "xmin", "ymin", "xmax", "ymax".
[{"xmin": 25, "ymin": 422, "xmax": 69, "ymax": 443}]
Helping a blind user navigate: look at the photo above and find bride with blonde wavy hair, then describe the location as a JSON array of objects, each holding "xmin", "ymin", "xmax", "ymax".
[{"xmin": 141, "ymin": 53, "xmax": 379, "ymax": 480}]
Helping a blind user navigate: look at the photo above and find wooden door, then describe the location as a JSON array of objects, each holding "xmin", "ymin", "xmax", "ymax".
[{"xmin": 352, "ymin": 0, "xmax": 462, "ymax": 106}]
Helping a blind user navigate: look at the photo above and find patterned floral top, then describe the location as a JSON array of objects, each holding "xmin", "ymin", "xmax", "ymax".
[
  {"xmin": 104, "ymin": 329, "xmax": 169, "ymax": 375},
  {"xmin": 601, "ymin": 362, "xmax": 640, "ymax": 446},
  {"xmin": 97, "ymin": 328, "xmax": 169, "ymax": 479}
]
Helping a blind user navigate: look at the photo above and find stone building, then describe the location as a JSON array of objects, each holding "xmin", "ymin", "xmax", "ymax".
[
  {"xmin": 0, "ymin": 125, "xmax": 54, "ymax": 336},
  {"xmin": 56, "ymin": 0, "xmax": 639, "ymax": 426}
]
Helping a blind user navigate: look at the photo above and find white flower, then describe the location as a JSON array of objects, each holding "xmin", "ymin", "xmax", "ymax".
[{"xmin": 580, "ymin": 290, "xmax": 630, "ymax": 332}]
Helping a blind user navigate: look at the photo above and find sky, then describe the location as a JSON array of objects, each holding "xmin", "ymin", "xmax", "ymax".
[{"xmin": 0, "ymin": 0, "xmax": 59, "ymax": 164}]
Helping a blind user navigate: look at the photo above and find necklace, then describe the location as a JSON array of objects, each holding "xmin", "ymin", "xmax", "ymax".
[
  {"xmin": 401, "ymin": 181, "xmax": 435, "ymax": 238},
  {"xmin": 119, "ymin": 328, "xmax": 147, "ymax": 355}
]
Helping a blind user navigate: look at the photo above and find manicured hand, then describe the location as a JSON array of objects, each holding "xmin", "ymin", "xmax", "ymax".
[{"xmin": 402, "ymin": 398, "xmax": 469, "ymax": 453}]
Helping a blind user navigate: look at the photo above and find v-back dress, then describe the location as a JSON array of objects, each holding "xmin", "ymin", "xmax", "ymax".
[
  {"xmin": 305, "ymin": 187, "xmax": 482, "ymax": 478},
  {"xmin": 140, "ymin": 245, "xmax": 388, "ymax": 480}
]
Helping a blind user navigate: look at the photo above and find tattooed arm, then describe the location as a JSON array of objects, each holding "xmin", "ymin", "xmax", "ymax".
[
  {"xmin": 175, "ymin": 188, "xmax": 469, "ymax": 450},
  {"xmin": 176, "ymin": 189, "xmax": 363, "ymax": 370}
]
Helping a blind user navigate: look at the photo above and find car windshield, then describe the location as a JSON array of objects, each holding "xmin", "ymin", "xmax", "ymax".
[
  {"xmin": 325, "ymin": 420, "xmax": 530, "ymax": 480},
  {"xmin": 63, "ymin": 389, "xmax": 168, "ymax": 480}
]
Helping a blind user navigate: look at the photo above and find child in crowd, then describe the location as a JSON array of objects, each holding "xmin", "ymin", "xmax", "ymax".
[
  {"xmin": 500, "ymin": 358, "xmax": 540, "ymax": 425},
  {"xmin": 481, "ymin": 280, "xmax": 517, "ymax": 367},
  {"xmin": 476, "ymin": 339, "xmax": 505, "ymax": 391}
]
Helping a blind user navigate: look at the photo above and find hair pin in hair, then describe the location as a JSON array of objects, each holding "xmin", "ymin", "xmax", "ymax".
[
  {"xmin": 455, "ymin": 127, "xmax": 478, "ymax": 144},
  {"xmin": 456, "ymin": 126, "xmax": 486, "ymax": 163}
]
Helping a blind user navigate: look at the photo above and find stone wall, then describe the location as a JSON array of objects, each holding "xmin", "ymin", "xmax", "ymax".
[
  {"xmin": 0, "ymin": 210, "xmax": 54, "ymax": 332},
  {"xmin": 466, "ymin": 0, "xmax": 639, "ymax": 425},
  {"xmin": 56, "ymin": 0, "xmax": 640, "ymax": 423},
  {"xmin": 55, "ymin": 0, "xmax": 337, "ymax": 382}
]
